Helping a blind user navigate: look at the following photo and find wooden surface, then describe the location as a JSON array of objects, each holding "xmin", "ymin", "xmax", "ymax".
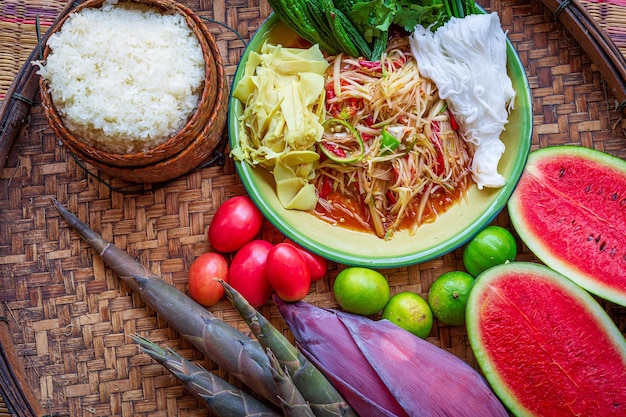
[{"xmin": 1, "ymin": 0, "xmax": 625, "ymax": 416}]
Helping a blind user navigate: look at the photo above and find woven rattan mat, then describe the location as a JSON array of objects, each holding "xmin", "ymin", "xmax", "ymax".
[
  {"xmin": 1, "ymin": 0, "xmax": 626, "ymax": 416},
  {"xmin": 580, "ymin": 0, "xmax": 626, "ymax": 57},
  {"xmin": 0, "ymin": 1, "xmax": 65, "ymax": 102}
]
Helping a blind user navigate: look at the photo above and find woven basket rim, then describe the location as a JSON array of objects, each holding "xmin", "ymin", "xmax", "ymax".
[
  {"xmin": 39, "ymin": 0, "xmax": 221, "ymax": 167},
  {"xmin": 69, "ymin": 88, "xmax": 229, "ymax": 183}
]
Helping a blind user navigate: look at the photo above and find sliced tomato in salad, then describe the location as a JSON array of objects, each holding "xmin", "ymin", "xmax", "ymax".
[
  {"xmin": 319, "ymin": 118, "xmax": 365, "ymax": 164},
  {"xmin": 325, "ymin": 81, "xmax": 364, "ymax": 119}
]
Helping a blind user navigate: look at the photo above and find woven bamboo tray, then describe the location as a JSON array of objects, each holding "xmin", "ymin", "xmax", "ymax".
[{"xmin": 1, "ymin": 0, "xmax": 625, "ymax": 416}]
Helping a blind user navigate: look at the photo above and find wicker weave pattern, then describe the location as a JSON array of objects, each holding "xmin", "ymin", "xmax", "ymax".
[
  {"xmin": 580, "ymin": 0, "xmax": 626, "ymax": 58},
  {"xmin": 0, "ymin": 0, "xmax": 65, "ymax": 102},
  {"xmin": 0, "ymin": 0, "xmax": 625, "ymax": 416}
]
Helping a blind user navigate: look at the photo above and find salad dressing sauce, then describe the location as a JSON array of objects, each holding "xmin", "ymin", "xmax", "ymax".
[{"xmin": 314, "ymin": 184, "xmax": 468, "ymax": 236}]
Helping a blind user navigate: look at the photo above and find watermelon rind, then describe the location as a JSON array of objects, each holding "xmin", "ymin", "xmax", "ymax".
[
  {"xmin": 466, "ymin": 262, "xmax": 626, "ymax": 417},
  {"xmin": 507, "ymin": 145, "xmax": 626, "ymax": 306}
]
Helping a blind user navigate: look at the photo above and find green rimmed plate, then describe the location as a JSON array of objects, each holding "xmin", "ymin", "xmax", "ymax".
[{"xmin": 227, "ymin": 14, "xmax": 532, "ymax": 268}]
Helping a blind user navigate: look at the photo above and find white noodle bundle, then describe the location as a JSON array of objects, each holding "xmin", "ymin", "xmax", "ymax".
[{"xmin": 409, "ymin": 13, "xmax": 516, "ymax": 189}]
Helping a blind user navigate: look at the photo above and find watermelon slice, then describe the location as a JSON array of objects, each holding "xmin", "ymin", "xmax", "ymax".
[
  {"xmin": 466, "ymin": 262, "xmax": 626, "ymax": 417},
  {"xmin": 507, "ymin": 145, "xmax": 626, "ymax": 306}
]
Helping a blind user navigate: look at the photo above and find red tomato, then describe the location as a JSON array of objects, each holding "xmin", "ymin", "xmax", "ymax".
[
  {"xmin": 283, "ymin": 238, "xmax": 328, "ymax": 282},
  {"xmin": 187, "ymin": 252, "xmax": 229, "ymax": 306},
  {"xmin": 228, "ymin": 240, "xmax": 274, "ymax": 307},
  {"xmin": 266, "ymin": 243, "xmax": 311, "ymax": 302},
  {"xmin": 208, "ymin": 196, "xmax": 264, "ymax": 253}
]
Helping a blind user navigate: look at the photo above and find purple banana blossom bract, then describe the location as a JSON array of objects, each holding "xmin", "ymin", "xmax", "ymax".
[
  {"xmin": 275, "ymin": 297, "xmax": 509, "ymax": 417},
  {"xmin": 276, "ymin": 296, "xmax": 406, "ymax": 417}
]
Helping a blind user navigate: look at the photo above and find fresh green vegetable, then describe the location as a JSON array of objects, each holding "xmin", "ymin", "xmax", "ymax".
[
  {"xmin": 332, "ymin": 0, "xmax": 357, "ymax": 21},
  {"xmin": 350, "ymin": 0, "xmax": 475, "ymax": 59},
  {"xmin": 352, "ymin": 0, "xmax": 445, "ymax": 41},
  {"xmin": 321, "ymin": 0, "xmax": 359, "ymax": 57},
  {"xmin": 266, "ymin": 349, "xmax": 317, "ymax": 417},
  {"xmin": 50, "ymin": 198, "xmax": 281, "ymax": 407},
  {"xmin": 268, "ymin": 0, "xmax": 477, "ymax": 60},
  {"xmin": 305, "ymin": 1, "xmax": 343, "ymax": 53},
  {"xmin": 271, "ymin": 0, "xmax": 340, "ymax": 55},
  {"xmin": 131, "ymin": 335, "xmax": 283, "ymax": 417},
  {"xmin": 369, "ymin": 32, "xmax": 389, "ymax": 62},
  {"xmin": 275, "ymin": 297, "xmax": 509, "ymax": 416},
  {"xmin": 266, "ymin": 0, "xmax": 372, "ymax": 59},
  {"xmin": 220, "ymin": 280, "xmax": 358, "ymax": 417},
  {"xmin": 324, "ymin": 0, "xmax": 372, "ymax": 58}
]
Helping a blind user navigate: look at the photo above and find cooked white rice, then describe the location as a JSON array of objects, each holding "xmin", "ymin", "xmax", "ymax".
[{"xmin": 35, "ymin": 0, "xmax": 205, "ymax": 154}]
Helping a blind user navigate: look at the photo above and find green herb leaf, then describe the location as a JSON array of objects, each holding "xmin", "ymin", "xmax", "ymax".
[
  {"xmin": 345, "ymin": 0, "xmax": 475, "ymax": 60},
  {"xmin": 393, "ymin": 1, "xmax": 446, "ymax": 32},
  {"xmin": 352, "ymin": 0, "xmax": 448, "ymax": 42}
]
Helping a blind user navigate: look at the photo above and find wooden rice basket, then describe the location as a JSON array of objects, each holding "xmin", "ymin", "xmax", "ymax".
[{"xmin": 39, "ymin": 0, "xmax": 228, "ymax": 183}]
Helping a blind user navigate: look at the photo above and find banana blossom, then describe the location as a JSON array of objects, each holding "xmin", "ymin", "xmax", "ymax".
[{"xmin": 275, "ymin": 297, "xmax": 509, "ymax": 417}]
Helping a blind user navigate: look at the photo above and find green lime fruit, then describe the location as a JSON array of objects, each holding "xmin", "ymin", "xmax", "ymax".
[
  {"xmin": 428, "ymin": 271, "xmax": 475, "ymax": 326},
  {"xmin": 382, "ymin": 292, "xmax": 433, "ymax": 338},
  {"xmin": 333, "ymin": 267, "xmax": 390, "ymax": 316},
  {"xmin": 463, "ymin": 225, "xmax": 517, "ymax": 277}
]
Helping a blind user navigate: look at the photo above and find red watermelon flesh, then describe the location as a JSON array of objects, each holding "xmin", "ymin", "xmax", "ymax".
[
  {"xmin": 508, "ymin": 145, "xmax": 626, "ymax": 306},
  {"xmin": 466, "ymin": 262, "xmax": 626, "ymax": 417}
]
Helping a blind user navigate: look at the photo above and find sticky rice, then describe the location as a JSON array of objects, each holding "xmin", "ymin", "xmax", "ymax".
[{"xmin": 34, "ymin": 0, "xmax": 205, "ymax": 154}]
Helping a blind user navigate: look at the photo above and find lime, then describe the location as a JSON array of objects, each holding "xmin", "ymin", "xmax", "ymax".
[
  {"xmin": 428, "ymin": 271, "xmax": 475, "ymax": 326},
  {"xmin": 320, "ymin": 118, "xmax": 365, "ymax": 163},
  {"xmin": 333, "ymin": 267, "xmax": 390, "ymax": 316},
  {"xmin": 463, "ymin": 225, "xmax": 517, "ymax": 277},
  {"xmin": 382, "ymin": 292, "xmax": 433, "ymax": 338}
]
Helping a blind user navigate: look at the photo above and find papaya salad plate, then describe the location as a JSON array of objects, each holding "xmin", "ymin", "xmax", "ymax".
[{"xmin": 227, "ymin": 13, "xmax": 532, "ymax": 268}]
